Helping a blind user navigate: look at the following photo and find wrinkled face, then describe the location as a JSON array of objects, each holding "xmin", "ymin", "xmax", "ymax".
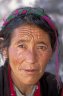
[{"xmin": 6, "ymin": 24, "xmax": 52, "ymax": 85}]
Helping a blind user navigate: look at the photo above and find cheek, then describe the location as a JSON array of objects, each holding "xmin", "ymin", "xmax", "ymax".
[
  {"xmin": 39, "ymin": 51, "xmax": 52, "ymax": 63},
  {"xmin": 38, "ymin": 53, "xmax": 51, "ymax": 72},
  {"xmin": 8, "ymin": 47, "xmax": 25, "ymax": 66}
]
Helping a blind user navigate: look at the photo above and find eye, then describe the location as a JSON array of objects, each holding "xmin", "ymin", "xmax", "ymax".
[
  {"xmin": 37, "ymin": 44, "xmax": 48, "ymax": 51},
  {"xmin": 18, "ymin": 44, "xmax": 26, "ymax": 48}
]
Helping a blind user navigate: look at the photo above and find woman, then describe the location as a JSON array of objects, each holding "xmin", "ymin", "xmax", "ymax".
[{"xmin": 0, "ymin": 7, "xmax": 61, "ymax": 96}]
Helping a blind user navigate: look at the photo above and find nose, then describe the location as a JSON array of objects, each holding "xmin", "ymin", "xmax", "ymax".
[{"xmin": 26, "ymin": 50, "xmax": 37, "ymax": 64}]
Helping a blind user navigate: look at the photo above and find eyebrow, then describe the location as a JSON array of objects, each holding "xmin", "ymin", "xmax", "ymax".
[
  {"xmin": 37, "ymin": 41, "xmax": 48, "ymax": 46},
  {"xmin": 16, "ymin": 39, "xmax": 30, "ymax": 44},
  {"xmin": 16, "ymin": 39, "xmax": 48, "ymax": 46}
]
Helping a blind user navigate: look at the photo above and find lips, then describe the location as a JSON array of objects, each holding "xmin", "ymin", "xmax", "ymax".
[
  {"xmin": 19, "ymin": 68, "xmax": 38, "ymax": 75},
  {"xmin": 24, "ymin": 69, "xmax": 38, "ymax": 75},
  {"xmin": 24, "ymin": 69, "xmax": 37, "ymax": 72}
]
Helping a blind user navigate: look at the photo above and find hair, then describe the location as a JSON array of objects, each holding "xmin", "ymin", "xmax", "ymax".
[{"xmin": 0, "ymin": 7, "xmax": 58, "ymax": 51}]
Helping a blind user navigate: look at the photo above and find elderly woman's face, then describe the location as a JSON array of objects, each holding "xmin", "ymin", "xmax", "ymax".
[{"xmin": 6, "ymin": 24, "xmax": 52, "ymax": 85}]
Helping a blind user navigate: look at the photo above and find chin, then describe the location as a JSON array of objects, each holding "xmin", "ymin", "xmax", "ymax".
[{"xmin": 22, "ymin": 78, "xmax": 39, "ymax": 85}]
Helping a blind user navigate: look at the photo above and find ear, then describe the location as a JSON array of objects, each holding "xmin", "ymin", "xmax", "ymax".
[
  {"xmin": 2, "ymin": 47, "xmax": 8, "ymax": 60},
  {"xmin": 0, "ymin": 37, "xmax": 4, "ymax": 49}
]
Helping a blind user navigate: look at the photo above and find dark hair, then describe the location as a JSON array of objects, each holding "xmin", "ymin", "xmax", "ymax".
[{"xmin": 0, "ymin": 7, "xmax": 58, "ymax": 51}]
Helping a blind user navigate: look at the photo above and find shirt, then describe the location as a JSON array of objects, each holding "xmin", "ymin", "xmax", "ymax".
[{"xmin": 14, "ymin": 84, "xmax": 37, "ymax": 96}]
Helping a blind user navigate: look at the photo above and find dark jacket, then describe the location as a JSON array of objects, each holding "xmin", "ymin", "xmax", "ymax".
[{"xmin": 0, "ymin": 63, "xmax": 61, "ymax": 96}]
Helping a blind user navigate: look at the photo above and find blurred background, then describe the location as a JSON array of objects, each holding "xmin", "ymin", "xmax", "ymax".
[{"xmin": 0, "ymin": 0, "xmax": 63, "ymax": 81}]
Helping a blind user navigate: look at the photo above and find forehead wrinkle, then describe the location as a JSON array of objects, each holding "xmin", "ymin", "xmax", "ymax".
[{"xmin": 13, "ymin": 24, "xmax": 43, "ymax": 41}]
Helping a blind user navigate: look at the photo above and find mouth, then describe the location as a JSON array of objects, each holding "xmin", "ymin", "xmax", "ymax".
[
  {"xmin": 25, "ymin": 69, "xmax": 37, "ymax": 72},
  {"xmin": 19, "ymin": 68, "xmax": 38, "ymax": 75}
]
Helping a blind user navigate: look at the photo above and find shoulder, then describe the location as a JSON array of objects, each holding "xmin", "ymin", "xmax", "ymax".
[
  {"xmin": 0, "ymin": 64, "xmax": 8, "ymax": 78},
  {"xmin": 40, "ymin": 72, "xmax": 59, "ymax": 88},
  {"xmin": 42, "ymin": 72, "xmax": 58, "ymax": 83},
  {"xmin": 0, "ymin": 64, "xmax": 9, "ymax": 96},
  {"xmin": 0, "ymin": 64, "xmax": 8, "ymax": 84},
  {"xmin": 41, "ymin": 72, "xmax": 60, "ymax": 87},
  {"xmin": 40, "ymin": 72, "xmax": 61, "ymax": 96}
]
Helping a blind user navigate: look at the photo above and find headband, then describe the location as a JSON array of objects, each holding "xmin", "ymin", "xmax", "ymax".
[{"xmin": 2, "ymin": 7, "xmax": 57, "ymax": 33}]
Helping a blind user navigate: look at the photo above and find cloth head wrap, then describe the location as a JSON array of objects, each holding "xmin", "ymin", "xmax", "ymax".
[{"xmin": 2, "ymin": 7, "xmax": 57, "ymax": 32}]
